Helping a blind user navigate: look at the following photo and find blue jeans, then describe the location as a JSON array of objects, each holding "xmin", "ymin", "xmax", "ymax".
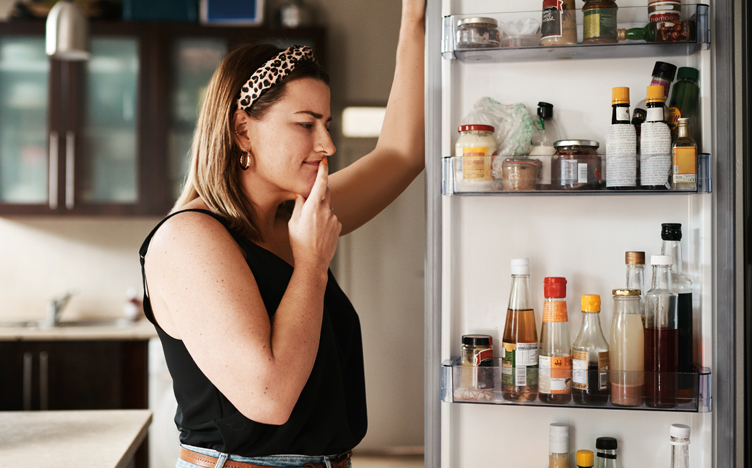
[{"xmin": 177, "ymin": 444, "xmax": 353, "ymax": 468}]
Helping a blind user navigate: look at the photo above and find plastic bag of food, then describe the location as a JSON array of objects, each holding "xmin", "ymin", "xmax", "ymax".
[{"xmin": 461, "ymin": 97, "xmax": 535, "ymax": 156}]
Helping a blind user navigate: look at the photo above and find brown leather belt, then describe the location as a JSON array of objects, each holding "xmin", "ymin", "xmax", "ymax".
[{"xmin": 179, "ymin": 447, "xmax": 352, "ymax": 468}]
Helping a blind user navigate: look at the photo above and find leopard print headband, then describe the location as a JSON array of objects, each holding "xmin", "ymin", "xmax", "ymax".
[{"xmin": 236, "ymin": 45, "xmax": 316, "ymax": 112}]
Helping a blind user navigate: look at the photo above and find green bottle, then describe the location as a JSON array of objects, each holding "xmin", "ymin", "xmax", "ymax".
[
  {"xmin": 667, "ymin": 67, "xmax": 700, "ymax": 141},
  {"xmin": 617, "ymin": 20, "xmax": 695, "ymax": 43}
]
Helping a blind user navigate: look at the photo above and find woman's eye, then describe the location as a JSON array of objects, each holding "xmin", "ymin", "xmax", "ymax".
[{"xmin": 298, "ymin": 123, "xmax": 314, "ymax": 130}]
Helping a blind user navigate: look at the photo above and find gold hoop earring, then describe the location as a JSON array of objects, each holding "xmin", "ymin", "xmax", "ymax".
[{"xmin": 240, "ymin": 151, "xmax": 251, "ymax": 171}]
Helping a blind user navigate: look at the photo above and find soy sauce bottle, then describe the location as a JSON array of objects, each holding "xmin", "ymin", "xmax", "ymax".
[{"xmin": 572, "ymin": 295, "xmax": 610, "ymax": 405}]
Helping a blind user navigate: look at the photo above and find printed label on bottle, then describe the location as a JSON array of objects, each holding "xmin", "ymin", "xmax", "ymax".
[
  {"xmin": 666, "ymin": 106, "xmax": 682, "ymax": 129},
  {"xmin": 673, "ymin": 146, "xmax": 697, "ymax": 183},
  {"xmin": 572, "ymin": 349, "xmax": 588, "ymax": 390},
  {"xmin": 542, "ymin": 301, "xmax": 568, "ymax": 323},
  {"xmin": 598, "ymin": 351, "xmax": 610, "ymax": 390},
  {"xmin": 461, "ymin": 147, "xmax": 492, "ymax": 181},
  {"xmin": 561, "ymin": 159, "xmax": 578, "ymax": 184},
  {"xmin": 471, "ymin": 348, "xmax": 494, "ymax": 366},
  {"xmin": 647, "ymin": 107, "xmax": 665, "ymax": 122},
  {"xmin": 640, "ymin": 121, "xmax": 672, "ymax": 186},
  {"xmin": 502, "ymin": 341, "xmax": 537, "ymax": 387},
  {"xmin": 539, "ymin": 355, "xmax": 572, "ymax": 394},
  {"xmin": 615, "ymin": 107, "xmax": 630, "ymax": 122},
  {"xmin": 606, "ymin": 124, "xmax": 637, "ymax": 187},
  {"xmin": 584, "ymin": 8, "xmax": 617, "ymax": 40},
  {"xmin": 541, "ymin": 0, "xmax": 563, "ymax": 39},
  {"xmin": 577, "ymin": 163, "xmax": 588, "ymax": 183},
  {"xmin": 649, "ymin": 1, "xmax": 681, "ymax": 23}
]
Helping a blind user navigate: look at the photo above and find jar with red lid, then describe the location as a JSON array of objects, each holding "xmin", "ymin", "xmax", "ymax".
[{"xmin": 551, "ymin": 140, "xmax": 602, "ymax": 190}]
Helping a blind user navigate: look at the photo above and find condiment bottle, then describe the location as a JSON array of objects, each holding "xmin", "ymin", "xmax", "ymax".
[
  {"xmin": 539, "ymin": 277, "xmax": 572, "ymax": 404},
  {"xmin": 661, "ymin": 223, "xmax": 694, "ymax": 402},
  {"xmin": 669, "ymin": 424, "xmax": 691, "ymax": 468},
  {"xmin": 577, "ymin": 450, "xmax": 595, "ymax": 468},
  {"xmin": 649, "ymin": 61, "xmax": 678, "ymax": 101},
  {"xmin": 460, "ymin": 334, "xmax": 494, "ymax": 391},
  {"xmin": 501, "ymin": 258, "xmax": 538, "ymax": 402},
  {"xmin": 640, "ymin": 85, "xmax": 672, "ymax": 190},
  {"xmin": 595, "ymin": 437, "xmax": 619, "ymax": 468},
  {"xmin": 609, "ymin": 289, "xmax": 644, "ymax": 407},
  {"xmin": 625, "ymin": 251, "xmax": 646, "ymax": 319},
  {"xmin": 529, "ymin": 102, "xmax": 562, "ymax": 190},
  {"xmin": 455, "ymin": 124, "xmax": 497, "ymax": 192},
  {"xmin": 671, "ymin": 118, "xmax": 698, "ymax": 191},
  {"xmin": 572, "ymin": 294, "xmax": 610, "ymax": 406},
  {"xmin": 644, "ymin": 255, "xmax": 679, "ymax": 408},
  {"xmin": 617, "ymin": 20, "xmax": 694, "ymax": 43},
  {"xmin": 548, "ymin": 423, "xmax": 570, "ymax": 468},
  {"xmin": 582, "ymin": 0, "xmax": 619, "ymax": 45},
  {"xmin": 606, "ymin": 87, "xmax": 637, "ymax": 189},
  {"xmin": 541, "ymin": 0, "xmax": 577, "ymax": 46},
  {"xmin": 667, "ymin": 67, "xmax": 700, "ymax": 141}
]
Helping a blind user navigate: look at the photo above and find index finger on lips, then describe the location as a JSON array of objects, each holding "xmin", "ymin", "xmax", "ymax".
[{"xmin": 308, "ymin": 157, "xmax": 329, "ymax": 204}]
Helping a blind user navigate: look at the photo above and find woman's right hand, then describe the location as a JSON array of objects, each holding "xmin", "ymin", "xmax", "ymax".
[{"xmin": 288, "ymin": 158, "xmax": 341, "ymax": 271}]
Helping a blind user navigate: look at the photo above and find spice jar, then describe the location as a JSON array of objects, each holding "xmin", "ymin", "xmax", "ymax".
[
  {"xmin": 455, "ymin": 124, "xmax": 497, "ymax": 192},
  {"xmin": 455, "ymin": 334, "xmax": 495, "ymax": 401},
  {"xmin": 497, "ymin": 158, "xmax": 541, "ymax": 191},
  {"xmin": 551, "ymin": 140, "xmax": 602, "ymax": 190},
  {"xmin": 583, "ymin": 0, "xmax": 619, "ymax": 44},
  {"xmin": 456, "ymin": 17, "xmax": 500, "ymax": 49}
]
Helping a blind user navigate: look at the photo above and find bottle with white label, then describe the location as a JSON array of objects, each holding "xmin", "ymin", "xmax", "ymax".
[
  {"xmin": 455, "ymin": 124, "xmax": 497, "ymax": 192},
  {"xmin": 572, "ymin": 294, "xmax": 610, "ymax": 406},
  {"xmin": 501, "ymin": 258, "xmax": 538, "ymax": 402},
  {"xmin": 640, "ymin": 85, "xmax": 672, "ymax": 189},
  {"xmin": 539, "ymin": 277, "xmax": 572, "ymax": 404},
  {"xmin": 606, "ymin": 87, "xmax": 637, "ymax": 189},
  {"xmin": 529, "ymin": 102, "xmax": 561, "ymax": 190}
]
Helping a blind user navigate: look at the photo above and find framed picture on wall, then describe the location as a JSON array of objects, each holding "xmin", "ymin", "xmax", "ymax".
[{"xmin": 200, "ymin": 0, "xmax": 264, "ymax": 25}]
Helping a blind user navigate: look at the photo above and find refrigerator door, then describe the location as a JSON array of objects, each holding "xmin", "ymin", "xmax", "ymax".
[{"xmin": 425, "ymin": 0, "xmax": 738, "ymax": 467}]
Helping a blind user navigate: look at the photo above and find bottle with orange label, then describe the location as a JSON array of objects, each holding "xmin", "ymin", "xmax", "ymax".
[
  {"xmin": 671, "ymin": 118, "xmax": 697, "ymax": 191},
  {"xmin": 539, "ymin": 277, "xmax": 572, "ymax": 404}
]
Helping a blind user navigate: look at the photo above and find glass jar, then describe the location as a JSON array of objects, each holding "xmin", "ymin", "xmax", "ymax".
[
  {"xmin": 456, "ymin": 17, "xmax": 500, "ymax": 49},
  {"xmin": 460, "ymin": 334, "xmax": 494, "ymax": 390},
  {"xmin": 649, "ymin": 0, "xmax": 681, "ymax": 23},
  {"xmin": 496, "ymin": 157, "xmax": 541, "ymax": 191},
  {"xmin": 455, "ymin": 124, "xmax": 497, "ymax": 192},
  {"xmin": 551, "ymin": 140, "xmax": 602, "ymax": 190},
  {"xmin": 583, "ymin": 0, "xmax": 619, "ymax": 44}
]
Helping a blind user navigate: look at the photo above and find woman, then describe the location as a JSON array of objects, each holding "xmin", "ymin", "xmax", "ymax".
[{"xmin": 139, "ymin": 2, "xmax": 424, "ymax": 467}]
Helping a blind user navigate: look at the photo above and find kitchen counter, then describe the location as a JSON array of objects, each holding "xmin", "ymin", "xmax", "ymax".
[
  {"xmin": 0, "ymin": 318, "xmax": 157, "ymax": 341},
  {"xmin": 0, "ymin": 409, "xmax": 152, "ymax": 468}
]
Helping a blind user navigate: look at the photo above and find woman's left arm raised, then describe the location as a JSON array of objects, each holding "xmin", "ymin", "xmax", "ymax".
[{"xmin": 329, "ymin": 0, "xmax": 425, "ymax": 235}]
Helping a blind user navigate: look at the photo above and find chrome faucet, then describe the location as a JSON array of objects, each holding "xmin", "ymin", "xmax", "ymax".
[{"xmin": 46, "ymin": 289, "xmax": 77, "ymax": 326}]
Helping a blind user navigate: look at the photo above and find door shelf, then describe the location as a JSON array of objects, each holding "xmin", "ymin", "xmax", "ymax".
[
  {"xmin": 442, "ymin": 155, "xmax": 711, "ymax": 195},
  {"xmin": 442, "ymin": 4, "xmax": 709, "ymax": 63},
  {"xmin": 441, "ymin": 358, "xmax": 712, "ymax": 413}
]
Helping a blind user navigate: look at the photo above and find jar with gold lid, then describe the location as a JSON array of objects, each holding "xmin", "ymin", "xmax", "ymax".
[{"xmin": 551, "ymin": 140, "xmax": 602, "ymax": 190}]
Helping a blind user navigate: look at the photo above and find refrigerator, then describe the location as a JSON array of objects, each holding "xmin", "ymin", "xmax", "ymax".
[{"xmin": 423, "ymin": 1, "xmax": 740, "ymax": 467}]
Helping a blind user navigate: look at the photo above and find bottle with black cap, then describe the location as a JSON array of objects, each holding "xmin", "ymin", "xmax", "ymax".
[
  {"xmin": 661, "ymin": 223, "xmax": 694, "ymax": 403},
  {"xmin": 529, "ymin": 102, "xmax": 562, "ymax": 190},
  {"xmin": 595, "ymin": 437, "xmax": 619, "ymax": 468}
]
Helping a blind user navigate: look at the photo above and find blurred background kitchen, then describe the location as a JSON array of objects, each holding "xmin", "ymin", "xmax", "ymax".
[{"xmin": 0, "ymin": 1, "xmax": 424, "ymax": 467}]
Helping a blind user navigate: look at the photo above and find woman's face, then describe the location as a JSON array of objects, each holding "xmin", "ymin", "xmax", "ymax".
[{"xmin": 243, "ymin": 78, "xmax": 334, "ymax": 200}]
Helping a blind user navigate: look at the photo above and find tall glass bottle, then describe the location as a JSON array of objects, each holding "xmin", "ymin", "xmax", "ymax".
[
  {"xmin": 669, "ymin": 424, "xmax": 691, "ymax": 468},
  {"xmin": 661, "ymin": 223, "xmax": 694, "ymax": 402},
  {"xmin": 671, "ymin": 118, "xmax": 698, "ymax": 191},
  {"xmin": 625, "ymin": 251, "xmax": 646, "ymax": 320},
  {"xmin": 667, "ymin": 67, "xmax": 700, "ymax": 142},
  {"xmin": 595, "ymin": 437, "xmax": 619, "ymax": 468},
  {"xmin": 640, "ymin": 85, "xmax": 672, "ymax": 190},
  {"xmin": 539, "ymin": 277, "xmax": 572, "ymax": 404},
  {"xmin": 609, "ymin": 289, "xmax": 644, "ymax": 407},
  {"xmin": 501, "ymin": 258, "xmax": 538, "ymax": 402},
  {"xmin": 644, "ymin": 255, "xmax": 679, "ymax": 408},
  {"xmin": 572, "ymin": 295, "xmax": 609, "ymax": 405},
  {"xmin": 548, "ymin": 423, "xmax": 570, "ymax": 468},
  {"xmin": 606, "ymin": 87, "xmax": 637, "ymax": 189}
]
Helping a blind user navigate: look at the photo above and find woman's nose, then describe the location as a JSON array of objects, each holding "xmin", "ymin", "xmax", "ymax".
[{"xmin": 316, "ymin": 127, "xmax": 336, "ymax": 156}]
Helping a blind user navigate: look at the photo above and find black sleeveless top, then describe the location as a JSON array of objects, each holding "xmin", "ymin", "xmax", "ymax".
[{"xmin": 139, "ymin": 209, "xmax": 367, "ymax": 456}]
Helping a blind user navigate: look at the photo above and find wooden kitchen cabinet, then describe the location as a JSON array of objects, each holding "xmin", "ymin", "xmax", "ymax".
[
  {"xmin": 0, "ymin": 21, "xmax": 325, "ymax": 216},
  {"xmin": 0, "ymin": 340, "xmax": 148, "ymax": 411}
]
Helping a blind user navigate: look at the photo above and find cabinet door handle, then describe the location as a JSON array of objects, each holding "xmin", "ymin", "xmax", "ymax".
[
  {"xmin": 22, "ymin": 352, "xmax": 32, "ymax": 411},
  {"xmin": 65, "ymin": 131, "xmax": 75, "ymax": 210},
  {"xmin": 39, "ymin": 351, "xmax": 49, "ymax": 411},
  {"xmin": 48, "ymin": 131, "xmax": 59, "ymax": 210}
]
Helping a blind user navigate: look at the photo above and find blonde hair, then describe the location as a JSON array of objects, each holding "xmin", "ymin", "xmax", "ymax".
[{"xmin": 173, "ymin": 43, "xmax": 329, "ymax": 241}]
